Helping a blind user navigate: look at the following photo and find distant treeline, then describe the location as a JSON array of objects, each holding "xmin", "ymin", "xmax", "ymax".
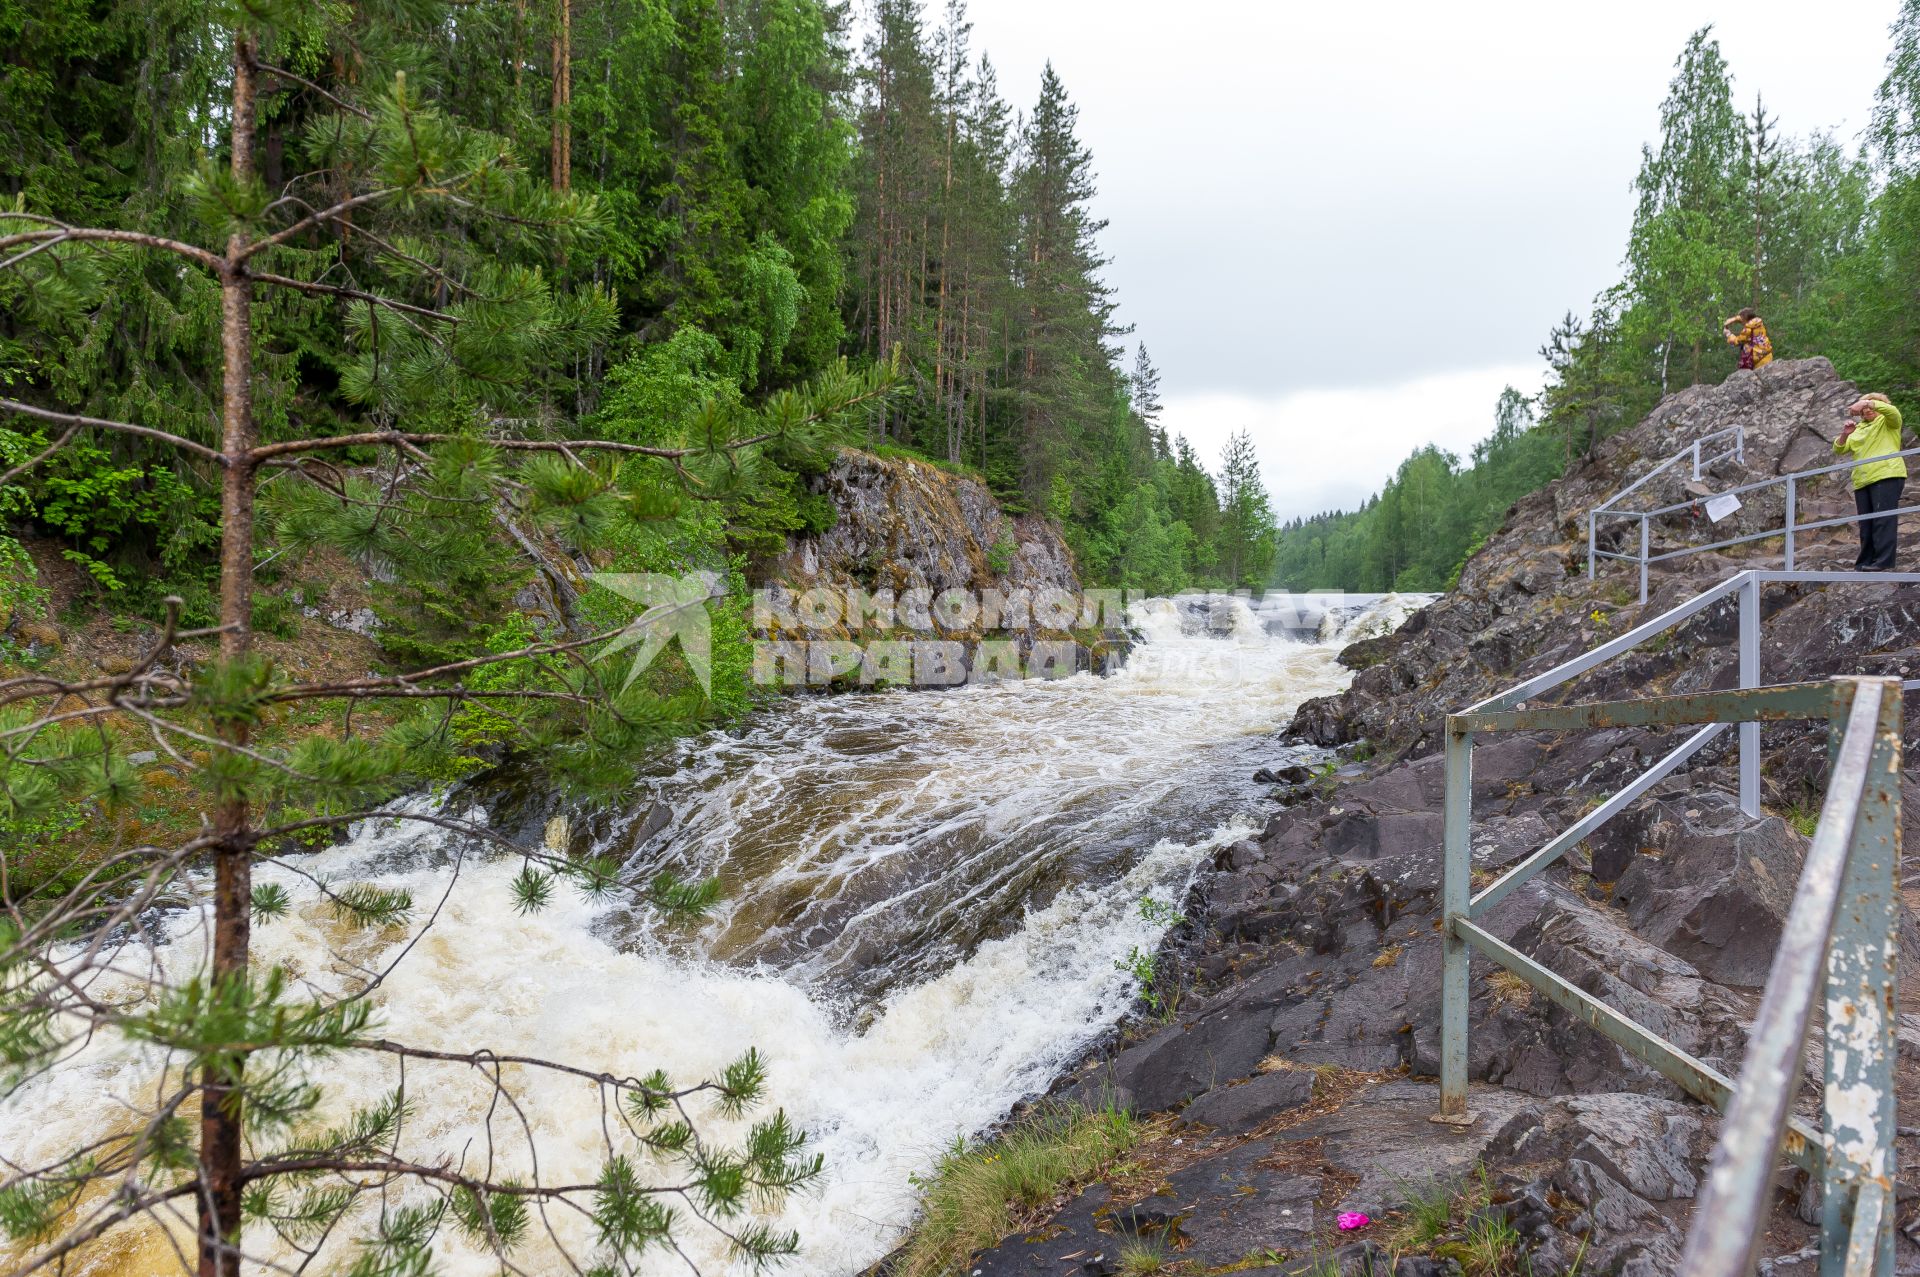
[
  {"xmin": 1270, "ymin": 390, "xmax": 1559, "ymax": 593},
  {"xmin": 1272, "ymin": 12, "xmax": 1920, "ymax": 593}
]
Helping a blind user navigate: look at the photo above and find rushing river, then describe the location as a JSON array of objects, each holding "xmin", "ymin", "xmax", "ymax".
[{"xmin": 2, "ymin": 593, "xmax": 1421, "ymax": 1277}]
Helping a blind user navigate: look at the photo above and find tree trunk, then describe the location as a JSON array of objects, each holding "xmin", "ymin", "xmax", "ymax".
[
  {"xmin": 551, "ymin": 0, "xmax": 572, "ymax": 192},
  {"xmin": 201, "ymin": 32, "xmax": 259, "ymax": 1277}
]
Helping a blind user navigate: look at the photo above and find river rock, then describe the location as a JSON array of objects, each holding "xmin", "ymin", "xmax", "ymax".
[{"xmin": 1179, "ymin": 1067, "xmax": 1315, "ymax": 1130}]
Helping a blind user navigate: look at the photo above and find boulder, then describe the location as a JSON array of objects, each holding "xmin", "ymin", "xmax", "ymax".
[{"xmin": 1610, "ymin": 795, "xmax": 1806, "ymax": 987}]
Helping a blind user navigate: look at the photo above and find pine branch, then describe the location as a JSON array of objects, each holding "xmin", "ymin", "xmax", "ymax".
[
  {"xmin": 235, "ymin": 188, "xmax": 402, "ymax": 262},
  {"xmin": 0, "ymin": 399, "xmax": 227, "ymax": 466},
  {"xmin": 0, "ymin": 223, "xmax": 224, "ymax": 271},
  {"xmin": 256, "ymin": 63, "xmax": 374, "ymax": 122},
  {"xmin": 249, "ymin": 272, "xmax": 458, "ymax": 326}
]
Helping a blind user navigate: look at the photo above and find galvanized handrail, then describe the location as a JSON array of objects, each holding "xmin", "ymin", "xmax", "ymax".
[
  {"xmin": 1437, "ymin": 676, "xmax": 1901, "ymax": 1275},
  {"xmin": 1680, "ymin": 678, "xmax": 1901, "ymax": 1277},
  {"xmin": 1585, "ymin": 427, "xmax": 1746, "ymax": 592},
  {"xmin": 1589, "ymin": 438, "xmax": 1920, "ymax": 603},
  {"xmin": 1470, "ymin": 567, "xmax": 1920, "ymax": 819}
]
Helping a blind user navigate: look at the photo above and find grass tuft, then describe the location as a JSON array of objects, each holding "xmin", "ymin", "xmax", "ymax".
[
  {"xmin": 1485, "ymin": 970, "xmax": 1534, "ymax": 1010},
  {"xmin": 1114, "ymin": 1236, "xmax": 1177, "ymax": 1277},
  {"xmin": 896, "ymin": 1102, "xmax": 1140, "ymax": 1277},
  {"xmin": 1384, "ymin": 1175, "xmax": 1459, "ymax": 1251}
]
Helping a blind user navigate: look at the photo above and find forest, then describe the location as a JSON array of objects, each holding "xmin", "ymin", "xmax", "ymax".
[
  {"xmin": 0, "ymin": 0, "xmax": 1265, "ymax": 619},
  {"xmin": 0, "ymin": 5, "xmax": 1280, "ymax": 1263},
  {"xmin": 1271, "ymin": 15, "xmax": 1920, "ymax": 593}
]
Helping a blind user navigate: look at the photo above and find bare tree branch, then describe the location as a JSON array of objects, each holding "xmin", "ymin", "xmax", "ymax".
[
  {"xmin": 0, "ymin": 422, "xmax": 80, "ymax": 486},
  {"xmin": 0, "ymin": 399, "xmax": 226, "ymax": 464},
  {"xmin": 0, "ymin": 223, "xmax": 225, "ymax": 271},
  {"xmin": 249, "ymin": 271, "xmax": 459, "ymax": 325},
  {"xmin": 257, "ymin": 63, "xmax": 375, "ymax": 121}
]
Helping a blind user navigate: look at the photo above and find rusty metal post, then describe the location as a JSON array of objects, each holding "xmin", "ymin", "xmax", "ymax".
[
  {"xmin": 1436, "ymin": 716, "xmax": 1473, "ymax": 1124},
  {"xmin": 1820, "ymin": 678, "xmax": 1901, "ymax": 1276}
]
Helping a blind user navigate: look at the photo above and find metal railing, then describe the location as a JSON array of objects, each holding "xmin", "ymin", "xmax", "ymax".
[
  {"xmin": 1479, "ymin": 567, "xmax": 1920, "ymax": 819},
  {"xmin": 1437, "ymin": 676, "xmax": 1901, "ymax": 1275},
  {"xmin": 1586, "ymin": 426, "xmax": 1746, "ymax": 594},
  {"xmin": 1590, "ymin": 440, "xmax": 1920, "ymax": 603}
]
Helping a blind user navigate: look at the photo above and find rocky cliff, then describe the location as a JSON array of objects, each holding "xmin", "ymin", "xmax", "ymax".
[
  {"xmin": 968, "ymin": 360, "xmax": 1920, "ymax": 1276},
  {"xmin": 756, "ymin": 449, "xmax": 1117, "ymax": 683},
  {"xmin": 770, "ymin": 449, "xmax": 1079, "ymax": 601}
]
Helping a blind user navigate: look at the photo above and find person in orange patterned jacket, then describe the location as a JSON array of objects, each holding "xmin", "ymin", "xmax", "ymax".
[{"xmin": 1723, "ymin": 308, "xmax": 1773, "ymax": 370}]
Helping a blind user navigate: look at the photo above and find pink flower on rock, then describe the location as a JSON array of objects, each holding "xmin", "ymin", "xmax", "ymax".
[{"xmin": 1336, "ymin": 1211, "xmax": 1370, "ymax": 1231}]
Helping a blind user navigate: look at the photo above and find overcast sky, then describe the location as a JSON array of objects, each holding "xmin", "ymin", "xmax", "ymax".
[{"xmin": 914, "ymin": 0, "xmax": 1902, "ymax": 518}]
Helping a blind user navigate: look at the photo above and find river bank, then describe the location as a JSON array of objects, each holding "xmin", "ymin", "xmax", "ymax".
[{"xmin": 948, "ymin": 358, "xmax": 1920, "ymax": 1277}]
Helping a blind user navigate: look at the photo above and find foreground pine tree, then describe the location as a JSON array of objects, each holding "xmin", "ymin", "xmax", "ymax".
[{"xmin": 0, "ymin": 4, "xmax": 887, "ymax": 1273}]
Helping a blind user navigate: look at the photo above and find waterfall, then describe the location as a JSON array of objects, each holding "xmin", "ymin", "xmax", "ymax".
[{"xmin": 1, "ymin": 593, "xmax": 1428, "ymax": 1277}]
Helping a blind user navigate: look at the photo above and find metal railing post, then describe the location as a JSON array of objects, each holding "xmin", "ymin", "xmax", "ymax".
[
  {"xmin": 1786, "ymin": 475, "xmax": 1797, "ymax": 571},
  {"xmin": 1739, "ymin": 576, "xmax": 1761, "ymax": 818},
  {"xmin": 1587, "ymin": 511, "xmax": 1596, "ymax": 582},
  {"xmin": 1436, "ymin": 718, "xmax": 1473, "ymax": 1124},
  {"xmin": 1820, "ymin": 680, "xmax": 1901, "ymax": 1277},
  {"xmin": 1639, "ymin": 515, "xmax": 1650, "ymax": 604},
  {"xmin": 1736, "ymin": 425, "xmax": 1745, "ymax": 466},
  {"xmin": 1692, "ymin": 440, "xmax": 1704, "ymax": 482}
]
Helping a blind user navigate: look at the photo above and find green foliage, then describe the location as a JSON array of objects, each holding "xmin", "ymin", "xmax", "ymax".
[
  {"xmin": 0, "ymin": 536, "xmax": 49, "ymax": 628},
  {"xmin": 0, "ymin": 1159, "xmax": 89, "ymax": 1244},
  {"xmin": 450, "ymin": 1181, "xmax": 530, "ymax": 1250},
  {"xmin": 896, "ymin": 1102, "xmax": 1140, "ymax": 1277},
  {"xmin": 251, "ymin": 882, "xmax": 292, "ymax": 922}
]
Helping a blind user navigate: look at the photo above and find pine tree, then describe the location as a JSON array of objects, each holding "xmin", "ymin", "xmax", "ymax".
[
  {"xmin": 851, "ymin": 0, "xmax": 941, "ymax": 445},
  {"xmin": 0, "ymin": 6, "xmax": 891, "ymax": 1271},
  {"xmin": 1011, "ymin": 63, "xmax": 1124, "ymax": 504}
]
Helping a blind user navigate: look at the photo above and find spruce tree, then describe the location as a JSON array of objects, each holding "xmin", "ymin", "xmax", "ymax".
[
  {"xmin": 1012, "ymin": 63, "xmax": 1124, "ymax": 506},
  {"xmin": 1213, "ymin": 430, "xmax": 1275, "ymax": 590}
]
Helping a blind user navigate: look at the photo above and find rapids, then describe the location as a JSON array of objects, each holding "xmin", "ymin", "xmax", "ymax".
[{"xmin": 0, "ymin": 593, "xmax": 1425, "ymax": 1277}]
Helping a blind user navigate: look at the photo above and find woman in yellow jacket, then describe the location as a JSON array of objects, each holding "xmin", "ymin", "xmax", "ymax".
[
  {"xmin": 1723, "ymin": 309, "xmax": 1773, "ymax": 369},
  {"xmin": 1835, "ymin": 393, "xmax": 1908, "ymax": 570}
]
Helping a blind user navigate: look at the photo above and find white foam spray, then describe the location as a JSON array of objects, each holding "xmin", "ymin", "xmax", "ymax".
[{"xmin": 1, "ymin": 591, "xmax": 1423, "ymax": 1276}]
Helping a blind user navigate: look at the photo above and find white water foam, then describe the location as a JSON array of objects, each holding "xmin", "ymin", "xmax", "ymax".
[{"xmin": 1, "ymin": 592, "xmax": 1424, "ymax": 1276}]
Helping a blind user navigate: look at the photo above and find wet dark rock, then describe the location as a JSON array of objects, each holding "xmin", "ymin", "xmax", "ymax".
[
  {"xmin": 1255, "ymin": 763, "xmax": 1319, "ymax": 786},
  {"xmin": 1076, "ymin": 997, "xmax": 1276, "ymax": 1113},
  {"xmin": 982, "ymin": 361, "xmax": 1920, "ymax": 1277},
  {"xmin": 1391, "ymin": 1259, "xmax": 1449, "ymax": 1277},
  {"xmin": 1107, "ymin": 1202, "xmax": 1179, "ymax": 1235},
  {"xmin": 1329, "ymin": 1241, "xmax": 1388, "ymax": 1276},
  {"xmin": 1608, "ymin": 794, "xmax": 1806, "ymax": 987},
  {"xmin": 1180, "ymin": 1068, "xmax": 1315, "ymax": 1130}
]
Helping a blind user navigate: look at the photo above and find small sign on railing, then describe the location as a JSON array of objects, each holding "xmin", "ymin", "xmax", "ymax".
[{"xmin": 1704, "ymin": 493, "xmax": 1742, "ymax": 523}]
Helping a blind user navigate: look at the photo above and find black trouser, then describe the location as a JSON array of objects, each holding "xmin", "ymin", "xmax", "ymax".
[{"xmin": 1854, "ymin": 476, "xmax": 1905, "ymax": 569}]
